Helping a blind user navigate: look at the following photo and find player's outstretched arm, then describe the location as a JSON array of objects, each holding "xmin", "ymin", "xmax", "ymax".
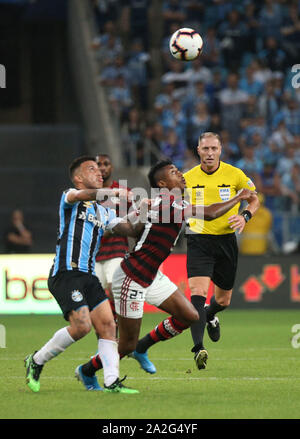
[
  {"xmin": 196, "ymin": 188, "xmax": 257, "ymax": 221},
  {"xmin": 107, "ymin": 198, "xmax": 152, "ymax": 238},
  {"xmin": 66, "ymin": 188, "xmax": 123, "ymax": 204}
]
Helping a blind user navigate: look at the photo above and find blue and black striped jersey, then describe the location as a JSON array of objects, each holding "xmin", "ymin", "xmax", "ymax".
[{"xmin": 50, "ymin": 189, "xmax": 119, "ymax": 276}]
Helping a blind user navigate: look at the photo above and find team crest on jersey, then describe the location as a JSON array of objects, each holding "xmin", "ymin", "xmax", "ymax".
[
  {"xmin": 71, "ymin": 290, "xmax": 83, "ymax": 302},
  {"xmin": 83, "ymin": 201, "xmax": 93, "ymax": 208},
  {"xmin": 219, "ymin": 187, "xmax": 231, "ymax": 201}
]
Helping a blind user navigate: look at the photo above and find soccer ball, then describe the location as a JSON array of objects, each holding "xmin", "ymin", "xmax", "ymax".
[{"xmin": 169, "ymin": 28, "xmax": 203, "ymax": 61}]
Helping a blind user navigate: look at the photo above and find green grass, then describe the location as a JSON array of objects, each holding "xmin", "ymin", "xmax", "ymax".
[{"xmin": 0, "ymin": 310, "xmax": 300, "ymax": 419}]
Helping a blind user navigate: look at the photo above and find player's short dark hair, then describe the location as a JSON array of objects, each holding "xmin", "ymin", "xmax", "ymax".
[
  {"xmin": 148, "ymin": 159, "xmax": 173, "ymax": 188},
  {"xmin": 69, "ymin": 155, "xmax": 96, "ymax": 181}
]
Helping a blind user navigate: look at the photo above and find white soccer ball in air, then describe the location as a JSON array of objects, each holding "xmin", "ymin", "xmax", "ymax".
[{"xmin": 169, "ymin": 28, "xmax": 203, "ymax": 61}]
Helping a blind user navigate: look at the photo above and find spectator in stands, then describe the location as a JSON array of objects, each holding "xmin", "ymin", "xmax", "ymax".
[
  {"xmin": 276, "ymin": 143, "xmax": 300, "ymax": 177},
  {"xmin": 255, "ymin": 160, "xmax": 282, "ymax": 211},
  {"xmin": 161, "ymin": 60, "xmax": 190, "ymax": 97},
  {"xmin": 243, "ymin": 116, "xmax": 268, "ymax": 145},
  {"xmin": 121, "ymin": 106, "xmax": 145, "ymax": 165},
  {"xmin": 218, "ymin": 9, "xmax": 247, "ymax": 69},
  {"xmin": 240, "ymin": 96, "xmax": 259, "ymax": 133},
  {"xmin": 182, "ymin": 79, "xmax": 211, "ymax": 116},
  {"xmin": 244, "ymin": 1, "xmax": 260, "ymax": 54},
  {"xmin": 4, "ymin": 209, "xmax": 33, "ymax": 254},
  {"xmin": 235, "ymin": 144, "xmax": 263, "ymax": 182},
  {"xmin": 201, "ymin": 27, "xmax": 221, "ymax": 68},
  {"xmin": 141, "ymin": 124, "xmax": 163, "ymax": 166},
  {"xmin": 280, "ymin": 2, "xmax": 300, "ymax": 63},
  {"xmin": 108, "ymin": 75, "xmax": 132, "ymax": 119},
  {"xmin": 124, "ymin": 0, "xmax": 151, "ymax": 50},
  {"xmin": 160, "ymin": 98, "xmax": 187, "ymax": 143},
  {"xmin": 92, "ymin": 0, "xmax": 121, "ymax": 32},
  {"xmin": 257, "ymin": 79, "xmax": 280, "ymax": 129},
  {"xmin": 218, "ymin": 72, "xmax": 249, "ymax": 141},
  {"xmin": 186, "ymin": 57, "xmax": 213, "ymax": 86},
  {"xmin": 127, "ymin": 38, "xmax": 151, "ymax": 110},
  {"xmin": 161, "ymin": 128, "xmax": 186, "ymax": 170},
  {"xmin": 249, "ymin": 58, "xmax": 272, "ymax": 85},
  {"xmin": 281, "ymin": 163, "xmax": 300, "ymax": 212},
  {"xmin": 249, "ymin": 131, "xmax": 274, "ymax": 164},
  {"xmin": 154, "ymin": 82, "xmax": 176, "ymax": 116},
  {"xmin": 258, "ymin": 0, "xmax": 283, "ymax": 40},
  {"xmin": 239, "ymin": 193, "xmax": 274, "ymax": 255},
  {"xmin": 190, "ymin": 102, "xmax": 211, "ymax": 146},
  {"xmin": 239, "ymin": 65, "xmax": 264, "ymax": 96},
  {"xmin": 208, "ymin": 113, "xmax": 222, "ymax": 133},
  {"xmin": 270, "ymin": 119, "xmax": 294, "ymax": 152},
  {"xmin": 220, "ymin": 129, "xmax": 241, "ymax": 166},
  {"xmin": 100, "ymin": 55, "xmax": 130, "ymax": 87},
  {"xmin": 93, "ymin": 33, "xmax": 123, "ymax": 67},
  {"xmin": 280, "ymin": 98, "xmax": 300, "ymax": 136},
  {"xmin": 205, "ymin": 69, "xmax": 226, "ymax": 114},
  {"xmin": 162, "ymin": 0, "xmax": 186, "ymax": 36},
  {"xmin": 184, "ymin": 1, "xmax": 204, "ymax": 30},
  {"xmin": 257, "ymin": 36, "xmax": 287, "ymax": 72}
]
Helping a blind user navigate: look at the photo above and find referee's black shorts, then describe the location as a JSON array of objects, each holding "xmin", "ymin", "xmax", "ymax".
[
  {"xmin": 186, "ymin": 233, "xmax": 238, "ymax": 291},
  {"xmin": 48, "ymin": 270, "xmax": 108, "ymax": 321}
]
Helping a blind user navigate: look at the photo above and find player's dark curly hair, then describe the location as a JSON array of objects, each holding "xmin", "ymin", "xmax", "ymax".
[{"xmin": 148, "ymin": 159, "xmax": 173, "ymax": 188}]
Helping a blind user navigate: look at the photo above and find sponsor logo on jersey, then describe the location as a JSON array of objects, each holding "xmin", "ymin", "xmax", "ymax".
[
  {"xmin": 219, "ymin": 187, "xmax": 231, "ymax": 201},
  {"xmin": 78, "ymin": 211, "xmax": 103, "ymax": 228},
  {"xmin": 71, "ymin": 290, "xmax": 83, "ymax": 302}
]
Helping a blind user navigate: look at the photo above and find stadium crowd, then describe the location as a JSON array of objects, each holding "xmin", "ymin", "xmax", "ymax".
[{"xmin": 90, "ymin": 0, "xmax": 300, "ymax": 216}]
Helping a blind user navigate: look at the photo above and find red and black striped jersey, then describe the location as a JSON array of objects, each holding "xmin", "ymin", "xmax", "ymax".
[
  {"xmin": 96, "ymin": 180, "xmax": 131, "ymax": 262},
  {"xmin": 121, "ymin": 192, "xmax": 189, "ymax": 287}
]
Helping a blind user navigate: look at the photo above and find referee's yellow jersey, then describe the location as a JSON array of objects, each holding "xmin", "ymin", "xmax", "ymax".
[{"xmin": 184, "ymin": 161, "xmax": 256, "ymax": 235}]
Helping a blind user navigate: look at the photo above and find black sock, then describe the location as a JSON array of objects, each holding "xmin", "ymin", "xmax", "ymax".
[
  {"xmin": 135, "ymin": 334, "xmax": 155, "ymax": 354},
  {"xmin": 81, "ymin": 356, "xmax": 102, "ymax": 377},
  {"xmin": 190, "ymin": 295, "xmax": 207, "ymax": 351},
  {"xmin": 206, "ymin": 295, "xmax": 227, "ymax": 322}
]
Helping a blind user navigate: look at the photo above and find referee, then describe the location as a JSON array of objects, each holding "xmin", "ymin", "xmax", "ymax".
[{"xmin": 184, "ymin": 132, "xmax": 260, "ymax": 370}]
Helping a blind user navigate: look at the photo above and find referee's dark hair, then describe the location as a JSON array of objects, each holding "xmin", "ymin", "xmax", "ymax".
[
  {"xmin": 198, "ymin": 131, "xmax": 221, "ymax": 144},
  {"xmin": 148, "ymin": 159, "xmax": 173, "ymax": 188},
  {"xmin": 69, "ymin": 155, "xmax": 96, "ymax": 182}
]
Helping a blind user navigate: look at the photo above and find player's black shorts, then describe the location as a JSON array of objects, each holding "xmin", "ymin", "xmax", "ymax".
[
  {"xmin": 48, "ymin": 270, "xmax": 108, "ymax": 321},
  {"xmin": 186, "ymin": 233, "xmax": 238, "ymax": 291}
]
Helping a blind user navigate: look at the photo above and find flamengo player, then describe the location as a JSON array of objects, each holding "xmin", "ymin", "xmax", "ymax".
[{"xmin": 75, "ymin": 160, "xmax": 255, "ymax": 388}]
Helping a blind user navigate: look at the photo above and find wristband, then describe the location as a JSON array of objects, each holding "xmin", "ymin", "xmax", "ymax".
[{"xmin": 241, "ymin": 210, "xmax": 252, "ymax": 223}]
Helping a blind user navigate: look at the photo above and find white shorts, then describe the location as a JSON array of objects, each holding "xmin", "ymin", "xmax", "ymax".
[
  {"xmin": 95, "ymin": 257, "xmax": 123, "ymax": 290},
  {"xmin": 112, "ymin": 265, "xmax": 178, "ymax": 319}
]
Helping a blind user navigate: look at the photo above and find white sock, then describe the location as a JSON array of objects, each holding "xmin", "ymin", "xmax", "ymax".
[
  {"xmin": 98, "ymin": 338, "xmax": 119, "ymax": 387},
  {"xmin": 33, "ymin": 327, "xmax": 75, "ymax": 365}
]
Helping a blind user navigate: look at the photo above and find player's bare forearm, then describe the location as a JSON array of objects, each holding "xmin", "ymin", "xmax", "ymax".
[
  {"xmin": 196, "ymin": 188, "xmax": 255, "ymax": 220},
  {"xmin": 111, "ymin": 221, "xmax": 138, "ymax": 238},
  {"xmin": 66, "ymin": 188, "xmax": 120, "ymax": 204},
  {"xmin": 243, "ymin": 192, "xmax": 260, "ymax": 216}
]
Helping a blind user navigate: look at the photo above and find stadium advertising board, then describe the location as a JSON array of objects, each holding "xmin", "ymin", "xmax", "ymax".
[{"xmin": 0, "ymin": 254, "xmax": 299, "ymax": 314}]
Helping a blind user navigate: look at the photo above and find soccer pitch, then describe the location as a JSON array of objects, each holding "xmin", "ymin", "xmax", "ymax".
[{"xmin": 0, "ymin": 310, "xmax": 300, "ymax": 419}]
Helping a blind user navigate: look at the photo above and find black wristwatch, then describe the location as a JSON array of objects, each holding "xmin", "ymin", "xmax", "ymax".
[{"xmin": 240, "ymin": 210, "xmax": 252, "ymax": 223}]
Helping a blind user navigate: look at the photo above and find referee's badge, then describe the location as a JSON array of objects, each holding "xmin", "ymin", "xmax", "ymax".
[{"xmin": 219, "ymin": 187, "xmax": 231, "ymax": 201}]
